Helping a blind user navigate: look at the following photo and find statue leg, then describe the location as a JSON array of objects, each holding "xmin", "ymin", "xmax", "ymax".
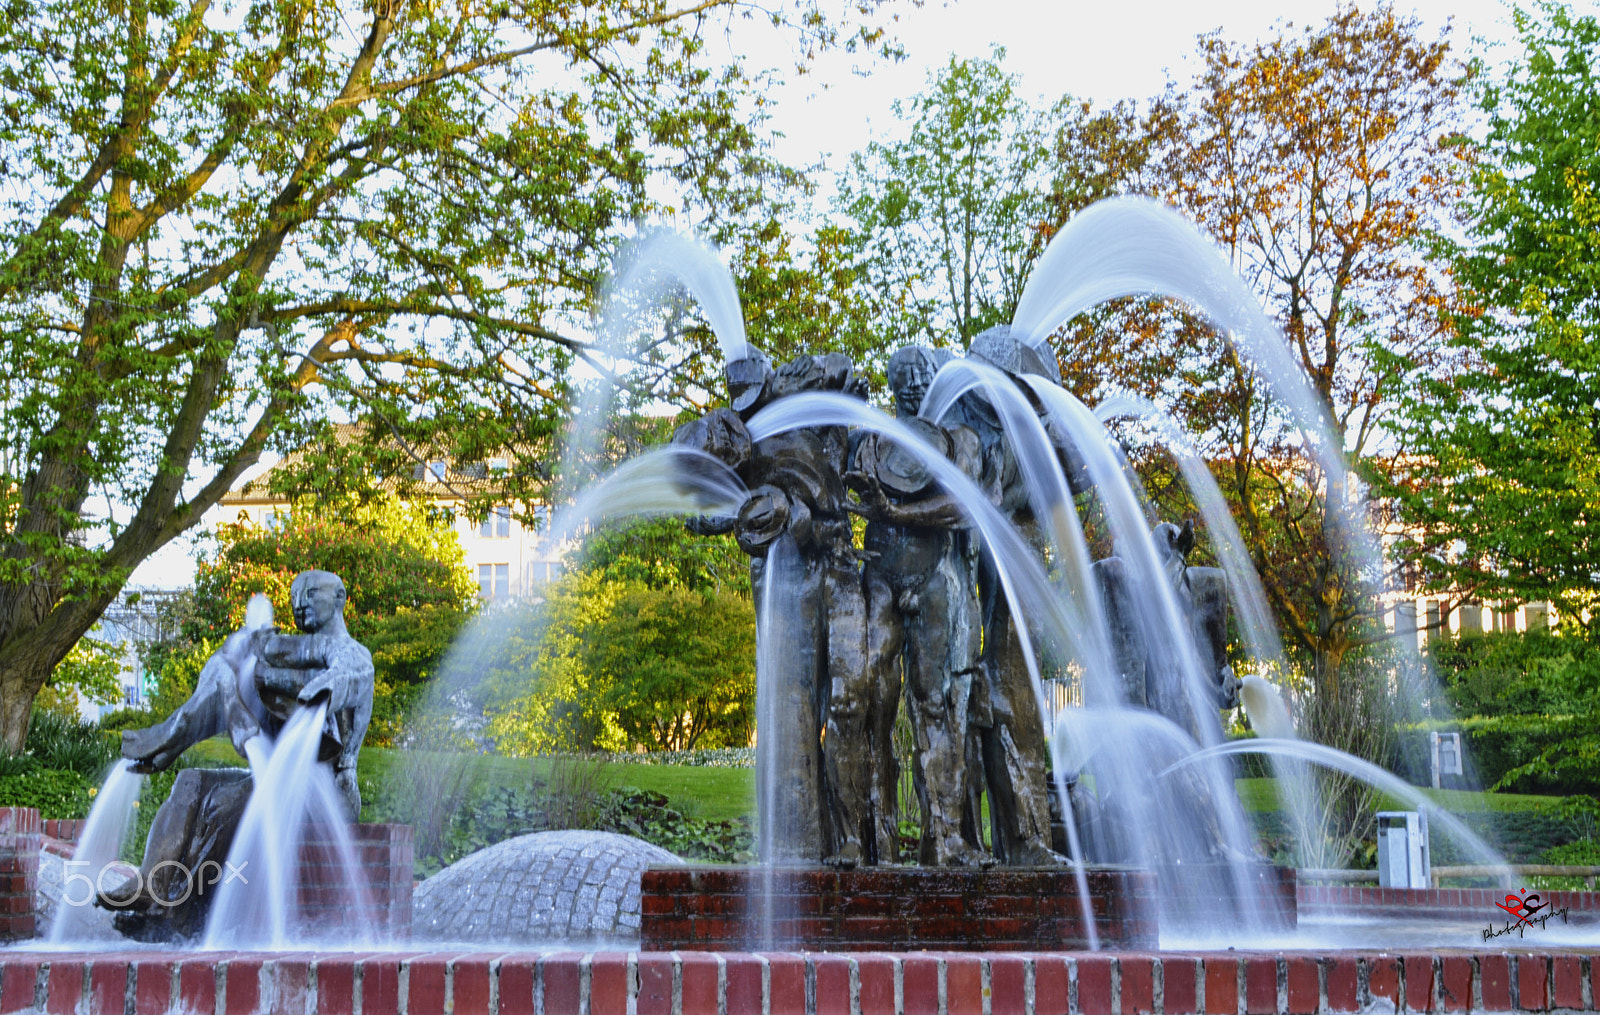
[
  {"xmin": 982, "ymin": 605, "xmax": 1066, "ymax": 867},
  {"xmin": 868, "ymin": 573, "xmax": 904, "ymax": 865},
  {"xmin": 905, "ymin": 567, "xmax": 986, "ymax": 866},
  {"xmin": 105, "ymin": 768, "xmax": 252, "ymax": 942},
  {"xmin": 822, "ymin": 556, "xmax": 874, "ymax": 866}
]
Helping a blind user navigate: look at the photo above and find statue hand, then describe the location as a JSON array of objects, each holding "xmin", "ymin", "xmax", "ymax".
[{"xmin": 297, "ymin": 670, "xmax": 346, "ymax": 711}]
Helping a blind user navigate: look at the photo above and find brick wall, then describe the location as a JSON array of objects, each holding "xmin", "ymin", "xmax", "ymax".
[
  {"xmin": 0, "ymin": 808, "xmax": 40, "ymax": 943},
  {"xmin": 641, "ymin": 865, "xmax": 1160, "ymax": 951},
  {"xmin": 0, "ymin": 949, "xmax": 1594, "ymax": 1014}
]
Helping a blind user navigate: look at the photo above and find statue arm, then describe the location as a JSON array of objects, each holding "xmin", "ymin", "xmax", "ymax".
[
  {"xmin": 297, "ymin": 641, "xmax": 375, "ymax": 716},
  {"xmin": 120, "ymin": 652, "xmax": 233, "ymax": 772}
]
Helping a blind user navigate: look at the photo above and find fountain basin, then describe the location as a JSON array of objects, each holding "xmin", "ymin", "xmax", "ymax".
[{"xmin": 1, "ymin": 945, "xmax": 1597, "ymax": 1013}]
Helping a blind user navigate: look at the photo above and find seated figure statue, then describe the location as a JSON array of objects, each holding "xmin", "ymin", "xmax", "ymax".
[{"xmin": 105, "ymin": 569, "xmax": 373, "ymax": 941}]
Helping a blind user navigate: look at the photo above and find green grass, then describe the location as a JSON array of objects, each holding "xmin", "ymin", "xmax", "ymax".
[
  {"xmin": 1234, "ymin": 777, "xmax": 1562, "ymax": 814},
  {"xmin": 178, "ymin": 737, "xmax": 757, "ymax": 823}
]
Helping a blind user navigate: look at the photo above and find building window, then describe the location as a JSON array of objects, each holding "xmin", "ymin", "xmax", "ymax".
[
  {"xmin": 528, "ymin": 560, "xmax": 561, "ymax": 586},
  {"xmin": 428, "ymin": 460, "xmax": 448, "ymax": 483},
  {"xmin": 478, "ymin": 563, "xmax": 510, "ymax": 600},
  {"xmin": 479, "ymin": 505, "xmax": 512, "ymax": 539},
  {"xmin": 488, "ymin": 457, "xmax": 510, "ymax": 476}
]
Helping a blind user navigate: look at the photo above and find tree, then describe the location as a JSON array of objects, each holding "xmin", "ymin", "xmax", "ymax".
[
  {"xmin": 1069, "ymin": 6, "xmax": 1468, "ymax": 698},
  {"xmin": 835, "ymin": 50, "xmax": 1062, "ymax": 348},
  {"xmin": 1393, "ymin": 2, "xmax": 1600, "ymax": 618},
  {"xmin": 36, "ymin": 634, "xmax": 127, "ymax": 718},
  {"xmin": 182, "ymin": 496, "xmax": 477, "ymax": 742},
  {"xmin": 0, "ymin": 0, "xmax": 898, "ymax": 752},
  {"xmin": 480, "ymin": 513, "xmax": 758, "ymax": 753},
  {"xmin": 579, "ymin": 515, "xmax": 751, "ymax": 597},
  {"xmin": 587, "ymin": 585, "xmax": 755, "ymax": 750}
]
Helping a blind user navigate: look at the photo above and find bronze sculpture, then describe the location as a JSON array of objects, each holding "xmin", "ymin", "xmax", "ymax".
[
  {"xmin": 673, "ymin": 353, "xmax": 867, "ymax": 864},
  {"xmin": 843, "ymin": 346, "xmax": 989, "ymax": 866},
  {"xmin": 106, "ymin": 569, "xmax": 374, "ymax": 940}
]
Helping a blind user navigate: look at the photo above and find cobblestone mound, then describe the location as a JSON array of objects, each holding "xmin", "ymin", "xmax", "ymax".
[{"xmin": 412, "ymin": 830, "xmax": 681, "ymax": 944}]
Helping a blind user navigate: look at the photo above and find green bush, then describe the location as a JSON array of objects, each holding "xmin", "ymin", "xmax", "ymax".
[
  {"xmin": 96, "ymin": 707, "xmax": 157, "ymax": 734},
  {"xmin": 1393, "ymin": 715, "xmax": 1599, "ymax": 795},
  {"xmin": 0, "ymin": 767, "xmax": 95, "ymax": 818},
  {"xmin": 25, "ymin": 710, "xmax": 118, "ymax": 777},
  {"xmin": 1427, "ymin": 629, "xmax": 1600, "ymax": 718}
]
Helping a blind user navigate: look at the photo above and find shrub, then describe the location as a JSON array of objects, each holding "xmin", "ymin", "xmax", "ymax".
[
  {"xmin": 1393, "ymin": 715, "xmax": 1600, "ymax": 795},
  {"xmin": 25, "ymin": 711, "xmax": 118, "ymax": 777},
  {"xmin": 0, "ymin": 767, "xmax": 95, "ymax": 818},
  {"xmin": 96, "ymin": 708, "xmax": 157, "ymax": 734}
]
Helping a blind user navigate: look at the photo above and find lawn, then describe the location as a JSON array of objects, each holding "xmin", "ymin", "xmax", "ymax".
[
  {"xmin": 179, "ymin": 738, "xmax": 757, "ymax": 823},
  {"xmin": 1233, "ymin": 776, "xmax": 1561, "ymax": 814}
]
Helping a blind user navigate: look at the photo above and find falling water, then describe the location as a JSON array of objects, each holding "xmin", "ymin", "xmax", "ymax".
[
  {"xmin": 1162, "ymin": 738, "xmax": 1516, "ymax": 883},
  {"xmin": 607, "ymin": 232, "xmax": 751, "ymax": 365},
  {"xmin": 1095, "ymin": 393, "xmax": 1285, "ymax": 669},
  {"xmin": 753, "ymin": 535, "xmax": 805, "ymax": 945},
  {"xmin": 202, "ymin": 705, "xmax": 376, "ymax": 949},
  {"xmin": 46, "ymin": 761, "xmax": 144, "ymax": 943}
]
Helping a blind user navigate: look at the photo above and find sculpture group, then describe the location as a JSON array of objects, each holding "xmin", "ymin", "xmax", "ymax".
[{"xmin": 675, "ymin": 328, "xmax": 1243, "ymax": 869}]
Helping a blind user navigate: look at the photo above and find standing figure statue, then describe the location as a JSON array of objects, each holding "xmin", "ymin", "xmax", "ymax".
[
  {"xmin": 1092, "ymin": 519, "xmax": 1241, "ymax": 740},
  {"xmin": 943, "ymin": 326, "xmax": 1081, "ymax": 866},
  {"xmin": 107, "ymin": 569, "xmax": 374, "ymax": 941},
  {"xmin": 840, "ymin": 346, "xmax": 989, "ymax": 867},
  {"xmin": 673, "ymin": 352, "xmax": 867, "ymax": 864}
]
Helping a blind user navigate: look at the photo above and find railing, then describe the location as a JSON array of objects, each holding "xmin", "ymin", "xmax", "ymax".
[{"xmin": 1299, "ymin": 866, "xmax": 1600, "ymax": 889}]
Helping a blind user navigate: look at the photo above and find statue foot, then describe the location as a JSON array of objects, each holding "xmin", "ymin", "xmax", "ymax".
[
  {"xmin": 1014, "ymin": 842, "xmax": 1070, "ymax": 867},
  {"xmin": 931, "ymin": 840, "xmax": 995, "ymax": 868},
  {"xmin": 96, "ymin": 876, "xmax": 140, "ymax": 908},
  {"xmin": 823, "ymin": 843, "xmax": 863, "ymax": 869}
]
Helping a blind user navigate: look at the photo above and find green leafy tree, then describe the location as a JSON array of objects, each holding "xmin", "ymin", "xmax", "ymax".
[
  {"xmin": 0, "ymin": 0, "xmax": 899, "ymax": 754},
  {"xmin": 481, "ymin": 571, "xmax": 632, "ymax": 754},
  {"xmin": 579, "ymin": 516, "xmax": 750, "ymax": 597},
  {"xmin": 1394, "ymin": 2, "xmax": 1600, "ymax": 617},
  {"xmin": 35, "ymin": 633, "xmax": 127, "ymax": 718},
  {"xmin": 586, "ymin": 585, "xmax": 755, "ymax": 750},
  {"xmin": 836, "ymin": 50, "xmax": 1063, "ymax": 348},
  {"xmin": 184, "ymin": 496, "xmax": 476, "ymax": 742},
  {"xmin": 481, "ymin": 515, "xmax": 758, "ymax": 753},
  {"xmin": 1062, "ymin": 7, "xmax": 1467, "ymax": 696}
]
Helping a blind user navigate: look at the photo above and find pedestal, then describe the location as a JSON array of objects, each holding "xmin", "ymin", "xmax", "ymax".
[
  {"xmin": 641, "ymin": 865, "xmax": 1159, "ymax": 951},
  {"xmin": 297, "ymin": 822, "xmax": 413, "ymax": 941},
  {"xmin": 0, "ymin": 807, "xmax": 41, "ymax": 943}
]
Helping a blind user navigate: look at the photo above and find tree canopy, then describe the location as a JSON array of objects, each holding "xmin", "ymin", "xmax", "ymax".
[
  {"xmin": 1392, "ymin": 1, "xmax": 1600, "ymax": 618},
  {"xmin": 180, "ymin": 495, "xmax": 477, "ymax": 742},
  {"xmin": 0, "ymin": 0, "xmax": 899, "ymax": 751}
]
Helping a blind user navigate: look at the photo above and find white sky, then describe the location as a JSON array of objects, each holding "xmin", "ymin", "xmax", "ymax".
[{"xmin": 756, "ymin": 0, "xmax": 1525, "ymax": 177}]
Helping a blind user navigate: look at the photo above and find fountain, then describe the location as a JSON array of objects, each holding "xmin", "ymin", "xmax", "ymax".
[{"xmin": 2, "ymin": 200, "xmax": 1595, "ymax": 1014}]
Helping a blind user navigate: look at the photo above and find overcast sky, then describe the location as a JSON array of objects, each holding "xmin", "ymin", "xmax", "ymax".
[{"xmin": 754, "ymin": 0, "xmax": 1527, "ymax": 178}]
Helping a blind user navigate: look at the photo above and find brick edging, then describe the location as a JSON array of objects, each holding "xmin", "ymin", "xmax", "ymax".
[{"xmin": 0, "ymin": 948, "xmax": 1595, "ymax": 1014}]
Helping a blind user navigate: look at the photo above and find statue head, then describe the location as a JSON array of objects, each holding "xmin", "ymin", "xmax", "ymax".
[
  {"xmin": 725, "ymin": 351, "xmax": 775, "ymax": 418},
  {"xmin": 967, "ymin": 324, "xmax": 1062, "ymax": 385},
  {"xmin": 887, "ymin": 346, "xmax": 947, "ymax": 419},
  {"xmin": 290, "ymin": 570, "xmax": 347, "ymax": 634}
]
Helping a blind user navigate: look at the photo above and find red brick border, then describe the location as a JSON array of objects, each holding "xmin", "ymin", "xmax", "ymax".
[
  {"xmin": 0, "ymin": 949, "xmax": 1592, "ymax": 1014},
  {"xmin": 641, "ymin": 865, "xmax": 1161, "ymax": 951}
]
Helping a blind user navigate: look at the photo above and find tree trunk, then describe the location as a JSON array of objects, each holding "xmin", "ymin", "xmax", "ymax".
[{"xmin": 0, "ymin": 653, "xmax": 54, "ymax": 754}]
